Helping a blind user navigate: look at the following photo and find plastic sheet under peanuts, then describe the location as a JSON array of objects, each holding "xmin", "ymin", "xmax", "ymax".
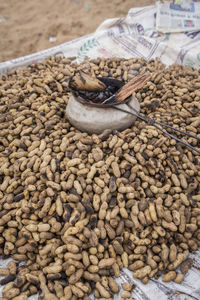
[
  {"xmin": 1, "ymin": 3, "xmax": 200, "ymax": 300},
  {"xmin": 1, "ymin": 255, "xmax": 200, "ymax": 299}
]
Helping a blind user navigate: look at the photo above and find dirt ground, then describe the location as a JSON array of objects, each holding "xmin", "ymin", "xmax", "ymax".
[{"xmin": 0, "ymin": 0, "xmax": 154, "ymax": 63}]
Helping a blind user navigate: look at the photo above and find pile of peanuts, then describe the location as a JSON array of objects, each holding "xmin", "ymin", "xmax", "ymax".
[{"xmin": 0, "ymin": 56, "xmax": 200, "ymax": 300}]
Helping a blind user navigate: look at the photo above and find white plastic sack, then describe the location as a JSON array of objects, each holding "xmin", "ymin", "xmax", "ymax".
[
  {"xmin": 1, "ymin": 3, "xmax": 200, "ymax": 300},
  {"xmin": 1, "ymin": 4, "xmax": 200, "ymax": 74}
]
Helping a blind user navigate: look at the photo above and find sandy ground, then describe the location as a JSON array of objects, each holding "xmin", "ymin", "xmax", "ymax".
[{"xmin": 0, "ymin": 0, "xmax": 154, "ymax": 63}]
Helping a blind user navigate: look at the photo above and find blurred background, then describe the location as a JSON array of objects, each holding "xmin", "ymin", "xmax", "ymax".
[{"xmin": 0, "ymin": 0, "xmax": 154, "ymax": 62}]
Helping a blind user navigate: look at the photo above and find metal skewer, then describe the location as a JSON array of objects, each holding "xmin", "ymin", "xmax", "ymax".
[
  {"xmin": 127, "ymin": 105, "xmax": 200, "ymax": 143},
  {"xmin": 113, "ymin": 106, "xmax": 200, "ymax": 155}
]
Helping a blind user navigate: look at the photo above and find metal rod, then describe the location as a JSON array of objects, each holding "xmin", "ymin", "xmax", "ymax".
[
  {"xmin": 127, "ymin": 105, "xmax": 200, "ymax": 143},
  {"xmin": 113, "ymin": 106, "xmax": 200, "ymax": 155}
]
